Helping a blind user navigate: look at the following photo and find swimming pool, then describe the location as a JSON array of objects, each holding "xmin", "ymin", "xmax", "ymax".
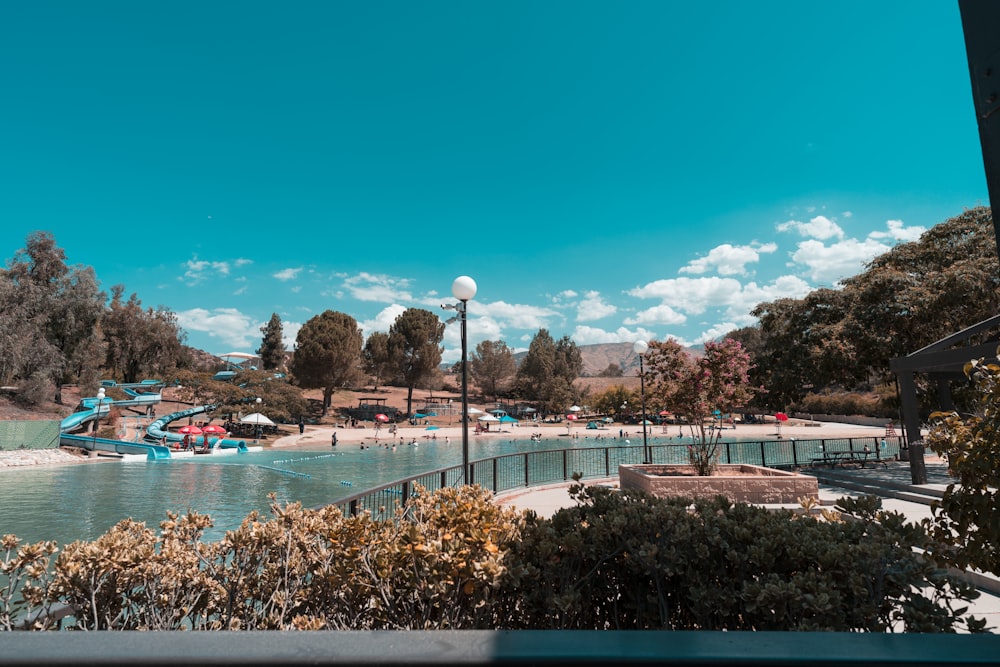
[{"xmin": 0, "ymin": 435, "xmax": 620, "ymax": 547}]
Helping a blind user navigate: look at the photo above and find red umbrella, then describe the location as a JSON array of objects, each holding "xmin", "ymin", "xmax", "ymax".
[
  {"xmin": 177, "ymin": 425, "xmax": 203, "ymax": 435},
  {"xmin": 201, "ymin": 424, "xmax": 227, "ymax": 434},
  {"xmin": 566, "ymin": 414, "xmax": 578, "ymax": 421},
  {"xmin": 775, "ymin": 412, "xmax": 788, "ymax": 422},
  {"xmin": 375, "ymin": 414, "xmax": 389, "ymax": 422}
]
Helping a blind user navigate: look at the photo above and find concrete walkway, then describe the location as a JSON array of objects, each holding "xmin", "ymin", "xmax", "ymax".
[{"xmin": 494, "ymin": 456, "xmax": 1000, "ymax": 632}]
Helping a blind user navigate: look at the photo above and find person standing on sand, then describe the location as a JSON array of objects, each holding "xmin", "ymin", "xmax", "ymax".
[{"xmin": 331, "ymin": 432, "xmax": 338, "ymax": 447}]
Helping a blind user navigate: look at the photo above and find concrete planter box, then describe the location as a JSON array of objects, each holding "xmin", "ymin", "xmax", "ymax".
[{"xmin": 619, "ymin": 464, "xmax": 818, "ymax": 504}]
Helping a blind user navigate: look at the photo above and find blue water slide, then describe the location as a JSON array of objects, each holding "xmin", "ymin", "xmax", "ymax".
[
  {"xmin": 59, "ymin": 433, "xmax": 171, "ymax": 460},
  {"xmin": 145, "ymin": 404, "xmax": 248, "ymax": 453}
]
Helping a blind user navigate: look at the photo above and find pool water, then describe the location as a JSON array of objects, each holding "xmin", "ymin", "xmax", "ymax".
[{"xmin": 0, "ymin": 434, "xmax": 637, "ymax": 547}]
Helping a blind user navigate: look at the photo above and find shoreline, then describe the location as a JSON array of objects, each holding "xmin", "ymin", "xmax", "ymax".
[
  {"xmin": 0, "ymin": 419, "xmax": 907, "ymax": 469},
  {"xmin": 270, "ymin": 419, "xmax": 895, "ymax": 450}
]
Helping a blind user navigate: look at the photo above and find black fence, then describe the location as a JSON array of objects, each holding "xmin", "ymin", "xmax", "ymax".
[{"xmin": 325, "ymin": 435, "xmax": 904, "ymax": 520}]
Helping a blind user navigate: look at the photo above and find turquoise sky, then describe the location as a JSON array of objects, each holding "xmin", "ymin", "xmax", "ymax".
[{"xmin": 2, "ymin": 1, "xmax": 990, "ymax": 363}]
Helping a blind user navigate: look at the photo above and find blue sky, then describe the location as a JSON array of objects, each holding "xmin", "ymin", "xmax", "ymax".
[{"xmin": 2, "ymin": 2, "xmax": 990, "ymax": 364}]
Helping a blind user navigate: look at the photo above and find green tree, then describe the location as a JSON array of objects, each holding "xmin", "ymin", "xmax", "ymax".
[
  {"xmin": 363, "ymin": 331, "xmax": 394, "ymax": 390},
  {"xmin": 289, "ymin": 310, "xmax": 364, "ymax": 415},
  {"xmin": 515, "ymin": 329, "xmax": 583, "ymax": 415},
  {"xmin": 2, "ymin": 232, "xmax": 105, "ymax": 404},
  {"xmin": 597, "ymin": 363, "xmax": 623, "ymax": 378},
  {"xmin": 925, "ymin": 353, "xmax": 1000, "ymax": 577},
  {"xmin": 102, "ymin": 286, "xmax": 187, "ymax": 383},
  {"xmin": 257, "ymin": 313, "xmax": 286, "ymax": 371},
  {"xmin": 469, "ymin": 340, "xmax": 516, "ymax": 402},
  {"xmin": 589, "ymin": 384, "xmax": 638, "ymax": 417},
  {"xmin": 387, "ymin": 308, "xmax": 445, "ymax": 415},
  {"xmin": 644, "ymin": 338, "xmax": 757, "ymax": 475}
]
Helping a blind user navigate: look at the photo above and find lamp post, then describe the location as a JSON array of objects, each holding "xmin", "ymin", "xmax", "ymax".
[
  {"xmin": 254, "ymin": 397, "xmax": 262, "ymax": 442},
  {"xmin": 442, "ymin": 275, "xmax": 477, "ymax": 483},
  {"xmin": 92, "ymin": 387, "xmax": 106, "ymax": 451},
  {"xmin": 633, "ymin": 340, "xmax": 650, "ymax": 464}
]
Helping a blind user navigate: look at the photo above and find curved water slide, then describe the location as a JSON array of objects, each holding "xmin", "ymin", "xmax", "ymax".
[
  {"xmin": 145, "ymin": 405, "xmax": 249, "ymax": 453},
  {"xmin": 58, "ymin": 382, "xmax": 171, "ymax": 459}
]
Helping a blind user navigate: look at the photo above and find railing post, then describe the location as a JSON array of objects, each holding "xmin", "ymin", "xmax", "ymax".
[
  {"xmin": 605, "ymin": 448, "xmax": 610, "ymax": 476},
  {"xmin": 726, "ymin": 441, "xmax": 732, "ymax": 464},
  {"xmin": 492, "ymin": 458, "xmax": 499, "ymax": 493},
  {"xmin": 563, "ymin": 449, "xmax": 568, "ymax": 481},
  {"xmin": 759, "ymin": 441, "xmax": 766, "ymax": 466}
]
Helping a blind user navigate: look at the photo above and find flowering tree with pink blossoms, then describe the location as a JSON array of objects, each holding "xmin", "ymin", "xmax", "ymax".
[{"xmin": 644, "ymin": 338, "xmax": 758, "ymax": 476}]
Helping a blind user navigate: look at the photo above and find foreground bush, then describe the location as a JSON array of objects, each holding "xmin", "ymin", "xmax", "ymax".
[
  {"xmin": 500, "ymin": 484, "xmax": 986, "ymax": 632},
  {"xmin": 0, "ymin": 483, "xmax": 988, "ymax": 632}
]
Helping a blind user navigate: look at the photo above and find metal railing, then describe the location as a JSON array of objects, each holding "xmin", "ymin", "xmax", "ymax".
[{"xmin": 325, "ymin": 435, "xmax": 903, "ymax": 519}]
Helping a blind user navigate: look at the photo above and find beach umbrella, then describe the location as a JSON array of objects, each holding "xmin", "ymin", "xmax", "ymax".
[
  {"xmin": 659, "ymin": 410, "xmax": 672, "ymax": 416},
  {"xmin": 478, "ymin": 414, "xmax": 499, "ymax": 422},
  {"xmin": 375, "ymin": 413, "xmax": 389, "ymax": 422},
  {"xmin": 177, "ymin": 424, "xmax": 203, "ymax": 435},
  {"xmin": 775, "ymin": 412, "xmax": 788, "ymax": 436},
  {"xmin": 568, "ymin": 405, "xmax": 582, "ymax": 412},
  {"xmin": 413, "ymin": 413, "xmax": 427, "ymax": 419},
  {"xmin": 425, "ymin": 411, "xmax": 438, "ymax": 417},
  {"xmin": 466, "ymin": 407, "xmax": 484, "ymax": 415},
  {"xmin": 426, "ymin": 425, "xmax": 439, "ymax": 431},
  {"xmin": 499, "ymin": 415, "xmax": 518, "ymax": 423},
  {"xmin": 201, "ymin": 424, "xmax": 227, "ymax": 435},
  {"xmin": 566, "ymin": 414, "xmax": 578, "ymax": 421}
]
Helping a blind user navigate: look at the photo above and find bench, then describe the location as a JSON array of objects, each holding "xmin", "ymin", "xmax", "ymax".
[{"xmin": 810, "ymin": 450, "xmax": 888, "ymax": 469}]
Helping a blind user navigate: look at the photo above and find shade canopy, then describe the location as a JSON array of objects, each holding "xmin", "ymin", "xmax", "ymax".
[
  {"xmin": 240, "ymin": 412, "xmax": 275, "ymax": 425},
  {"xmin": 478, "ymin": 414, "xmax": 499, "ymax": 422}
]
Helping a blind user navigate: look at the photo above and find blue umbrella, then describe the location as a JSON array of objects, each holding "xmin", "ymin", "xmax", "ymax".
[
  {"xmin": 426, "ymin": 425, "xmax": 439, "ymax": 431},
  {"xmin": 413, "ymin": 413, "xmax": 427, "ymax": 419}
]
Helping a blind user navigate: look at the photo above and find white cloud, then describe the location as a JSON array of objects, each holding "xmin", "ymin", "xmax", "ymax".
[
  {"xmin": 358, "ymin": 304, "xmax": 408, "ymax": 335},
  {"xmin": 576, "ymin": 291, "xmax": 617, "ymax": 321},
  {"xmin": 343, "ymin": 272, "xmax": 414, "ymax": 302},
  {"xmin": 680, "ymin": 242, "xmax": 778, "ymax": 276},
  {"xmin": 628, "ymin": 276, "xmax": 746, "ymax": 315},
  {"xmin": 624, "ymin": 304, "xmax": 686, "ymax": 326},
  {"xmin": 182, "ymin": 257, "xmax": 233, "ymax": 285},
  {"xmin": 176, "ymin": 307, "xmax": 259, "ymax": 351},
  {"xmin": 273, "ymin": 267, "xmax": 302, "ymax": 281},
  {"xmin": 474, "ymin": 300, "xmax": 559, "ymax": 330},
  {"xmin": 790, "ymin": 237, "xmax": 891, "ymax": 284},
  {"xmin": 776, "ymin": 214, "xmax": 845, "ymax": 241},
  {"xmin": 868, "ymin": 218, "xmax": 924, "ymax": 242},
  {"xmin": 571, "ymin": 325, "xmax": 658, "ymax": 345}
]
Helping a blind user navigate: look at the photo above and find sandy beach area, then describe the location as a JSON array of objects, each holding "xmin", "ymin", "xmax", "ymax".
[{"xmin": 271, "ymin": 418, "xmax": 896, "ymax": 450}]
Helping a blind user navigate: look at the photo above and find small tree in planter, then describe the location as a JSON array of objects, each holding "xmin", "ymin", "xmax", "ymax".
[{"xmin": 644, "ymin": 338, "xmax": 757, "ymax": 475}]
